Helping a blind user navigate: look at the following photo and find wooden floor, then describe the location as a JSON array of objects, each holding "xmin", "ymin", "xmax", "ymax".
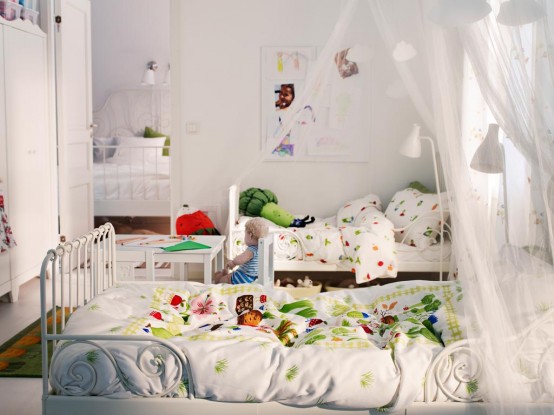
[{"xmin": 94, "ymin": 216, "xmax": 170, "ymax": 235}]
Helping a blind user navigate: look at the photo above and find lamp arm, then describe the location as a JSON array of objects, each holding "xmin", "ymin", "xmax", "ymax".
[{"xmin": 421, "ymin": 136, "xmax": 445, "ymax": 280}]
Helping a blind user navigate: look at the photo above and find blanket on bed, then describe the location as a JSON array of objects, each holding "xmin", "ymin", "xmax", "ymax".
[
  {"xmin": 53, "ymin": 280, "xmax": 467, "ymax": 412},
  {"xmin": 232, "ymin": 194, "xmax": 398, "ymax": 283}
]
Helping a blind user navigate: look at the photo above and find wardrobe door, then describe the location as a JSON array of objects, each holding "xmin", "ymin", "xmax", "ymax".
[{"xmin": 4, "ymin": 25, "xmax": 55, "ymax": 286}]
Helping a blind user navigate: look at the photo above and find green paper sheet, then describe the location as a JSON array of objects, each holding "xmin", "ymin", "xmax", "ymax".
[{"xmin": 162, "ymin": 241, "xmax": 211, "ymax": 252}]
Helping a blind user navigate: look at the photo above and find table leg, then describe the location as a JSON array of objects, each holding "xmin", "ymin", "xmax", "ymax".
[
  {"xmin": 146, "ymin": 251, "xmax": 155, "ymax": 281},
  {"xmin": 216, "ymin": 247, "xmax": 224, "ymax": 272},
  {"xmin": 204, "ymin": 256, "xmax": 212, "ymax": 285},
  {"xmin": 176, "ymin": 263, "xmax": 185, "ymax": 281}
]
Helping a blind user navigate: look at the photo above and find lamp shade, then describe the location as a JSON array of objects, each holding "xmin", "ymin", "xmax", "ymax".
[
  {"xmin": 393, "ymin": 41, "xmax": 417, "ymax": 62},
  {"xmin": 496, "ymin": 0, "xmax": 545, "ymax": 26},
  {"xmin": 400, "ymin": 124, "xmax": 423, "ymax": 158},
  {"xmin": 470, "ymin": 123, "xmax": 505, "ymax": 173},
  {"xmin": 428, "ymin": 0, "xmax": 492, "ymax": 26},
  {"xmin": 141, "ymin": 61, "xmax": 158, "ymax": 86},
  {"xmin": 141, "ymin": 69, "xmax": 155, "ymax": 86}
]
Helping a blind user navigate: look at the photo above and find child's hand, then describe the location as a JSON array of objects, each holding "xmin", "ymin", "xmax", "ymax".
[{"xmin": 226, "ymin": 260, "xmax": 235, "ymax": 270}]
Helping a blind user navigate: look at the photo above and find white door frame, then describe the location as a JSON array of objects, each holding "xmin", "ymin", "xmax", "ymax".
[{"xmin": 50, "ymin": 0, "xmax": 94, "ymax": 241}]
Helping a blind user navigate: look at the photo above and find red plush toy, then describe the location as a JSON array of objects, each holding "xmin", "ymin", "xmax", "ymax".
[{"xmin": 175, "ymin": 205, "xmax": 220, "ymax": 235}]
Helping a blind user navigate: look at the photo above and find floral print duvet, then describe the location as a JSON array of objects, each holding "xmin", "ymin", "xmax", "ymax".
[{"xmin": 53, "ymin": 279, "xmax": 467, "ymax": 412}]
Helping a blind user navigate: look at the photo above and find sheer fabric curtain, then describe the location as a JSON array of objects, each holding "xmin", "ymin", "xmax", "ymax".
[
  {"xmin": 369, "ymin": 0, "xmax": 554, "ymax": 412},
  {"xmin": 269, "ymin": 0, "xmax": 553, "ymax": 410}
]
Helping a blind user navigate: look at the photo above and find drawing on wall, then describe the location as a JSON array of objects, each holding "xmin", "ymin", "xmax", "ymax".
[
  {"xmin": 261, "ymin": 46, "xmax": 370, "ymax": 162},
  {"xmin": 264, "ymin": 47, "xmax": 316, "ymax": 80},
  {"xmin": 329, "ymin": 87, "xmax": 362, "ymax": 130},
  {"xmin": 335, "ymin": 48, "xmax": 359, "ymax": 79}
]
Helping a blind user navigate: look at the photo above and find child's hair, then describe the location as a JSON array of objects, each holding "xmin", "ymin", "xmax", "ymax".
[{"xmin": 244, "ymin": 217, "xmax": 269, "ymax": 242}]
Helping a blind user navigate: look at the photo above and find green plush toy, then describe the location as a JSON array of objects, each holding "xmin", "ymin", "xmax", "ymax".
[{"xmin": 239, "ymin": 188, "xmax": 314, "ymax": 228}]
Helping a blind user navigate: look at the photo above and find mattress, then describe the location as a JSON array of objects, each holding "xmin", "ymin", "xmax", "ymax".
[
  {"xmin": 93, "ymin": 161, "xmax": 170, "ymax": 201},
  {"xmin": 50, "ymin": 280, "xmax": 469, "ymax": 409}
]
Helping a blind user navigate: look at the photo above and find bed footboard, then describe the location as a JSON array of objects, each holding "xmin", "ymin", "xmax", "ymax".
[
  {"xmin": 93, "ymin": 143, "xmax": 171, "ymax": 217},
  {"xmin": 48, "ymin": 335, "xmax": 193, "ymax": 398},
  {"xmin": 425, "ymin": 339, "xmax": 483, "ymax": 403},
  {"xmin": 426, "ymin": 308, "xmax": 554, "ymax": 404},
  {"xmin": 39, "ymin": 224, "xmax": 193, "ymax": 406}
]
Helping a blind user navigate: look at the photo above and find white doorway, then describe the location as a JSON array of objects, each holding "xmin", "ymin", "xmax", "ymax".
[{"xmin": 90, "ymin": 0, "xmax": 172, "ymax": 235}]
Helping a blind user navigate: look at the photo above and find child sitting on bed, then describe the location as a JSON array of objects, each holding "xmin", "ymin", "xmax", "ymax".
[{"xmin": 214, "ymin": 217, "xmax": 268, "ymax": 284}]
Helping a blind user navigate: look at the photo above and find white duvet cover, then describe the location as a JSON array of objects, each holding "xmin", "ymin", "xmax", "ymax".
[
  {"xmin": 52, "ymin": 280, "xmax": 467, "ymax": 411},
  {"xmin": 93, "ymin": 160, "xmax": 170, "ymax": 201}
]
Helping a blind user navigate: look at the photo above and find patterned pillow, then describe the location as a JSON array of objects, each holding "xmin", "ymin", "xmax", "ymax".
[
  {"xmin": 336, "ymin": 194, "xmax": 383, "ymax": 226},
  {"xmin": 385, "ymin": 188, "xmax": 449, "ymax": 249}
]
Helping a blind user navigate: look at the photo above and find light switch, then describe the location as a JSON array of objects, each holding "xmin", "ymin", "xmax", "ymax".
[{"xmin": 186, "ymin": 122, "xmax": 199, "ymax": 134}]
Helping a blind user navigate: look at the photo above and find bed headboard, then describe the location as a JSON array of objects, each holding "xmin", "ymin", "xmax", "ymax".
[{"xmin": 93, "ymin": 88, "xmax": 171, "ymax": 137}]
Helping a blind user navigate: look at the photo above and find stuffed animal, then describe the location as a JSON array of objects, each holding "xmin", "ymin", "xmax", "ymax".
[
  {"xmin": 239, "ymin": 188, "xmax": 314, "ymax": 228},
  {"xmin": 175, "ymin": 205, "xmax": 220, "ymax": 235}
]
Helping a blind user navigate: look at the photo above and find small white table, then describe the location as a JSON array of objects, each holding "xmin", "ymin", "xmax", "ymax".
[{"xmin": 116, "ymin": 235, "xmax": 226, "ymax": 284}]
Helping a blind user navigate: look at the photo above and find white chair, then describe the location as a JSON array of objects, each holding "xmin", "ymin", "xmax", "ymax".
[{"xmin": 258, "ymin": 235, "xmax": 274, "ymax": 288}]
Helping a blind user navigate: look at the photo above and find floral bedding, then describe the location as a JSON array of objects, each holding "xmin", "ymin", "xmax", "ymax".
[
  {"xmin": 232, "ymin": 194, "xmax": 398, "ymax": 283},
  {"xmin": 53, "ymin": 280, "xmax": 468, "ymax": 411}
]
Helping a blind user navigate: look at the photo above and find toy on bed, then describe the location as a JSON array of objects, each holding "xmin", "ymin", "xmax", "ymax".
[
  {"xmin": 239, "ymin": 187, "xmax": 315, "ymax": 228},
  {"xmin": 214, "ymin": 217, "xmax": 268, "ymax": 284}
]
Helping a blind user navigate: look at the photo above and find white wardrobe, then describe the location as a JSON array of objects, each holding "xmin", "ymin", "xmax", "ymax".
[{"xmin": 0, "ymin": 18, "xmax": 57, "ymax": 301}]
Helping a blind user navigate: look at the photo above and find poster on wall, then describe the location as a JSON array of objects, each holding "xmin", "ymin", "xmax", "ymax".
[
  {"xmin": 261, "ymin": 46, "xmax": 370, "ymax": 162},
  {"xmin": 263, "ymin": 47, "xmax": 315, "ymax": 80}
]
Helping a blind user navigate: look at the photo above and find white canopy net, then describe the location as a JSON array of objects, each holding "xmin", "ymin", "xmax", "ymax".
[{"xmin": 268, "ymin": 0, "xmax": 554, "ymax": 413}]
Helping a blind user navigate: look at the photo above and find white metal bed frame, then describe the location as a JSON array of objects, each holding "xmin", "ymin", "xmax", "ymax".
[
  {"xmin": 227, "ymin": 184, "xmax": 451, "ymax": 278},
  {"xmin": 93, "ymin": 143, "xmax": 171, "ymax": 217},
  {"xmin": 39, "ymin": 224, "xmax": 554, "ymax": 415},
  {"xmin": 92, "ymin": 88, "xmax": 171, "ymax": 217}
]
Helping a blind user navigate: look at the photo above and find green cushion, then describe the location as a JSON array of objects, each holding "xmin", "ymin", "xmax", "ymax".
[
  {"xmin": 408, "ymin": 181, "xmax": 432, "ymax": 194},
  {"xmin": 144, "ymin": 126, "xmax": 170, "ymax": 156}
]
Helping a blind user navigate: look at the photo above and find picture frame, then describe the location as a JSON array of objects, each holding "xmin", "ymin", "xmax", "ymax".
[{"xmin": 261, "ymin": 46, "xmax": 370, "ymax": 162}]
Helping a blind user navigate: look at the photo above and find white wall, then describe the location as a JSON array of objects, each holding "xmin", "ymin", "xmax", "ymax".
[
  {"xmin": 177, "ymin": 0, "xmax": 434, "ymax": 227},
  {"xmin": 91, "ymin": 0, "xmax": 170, "ymax": 111}
]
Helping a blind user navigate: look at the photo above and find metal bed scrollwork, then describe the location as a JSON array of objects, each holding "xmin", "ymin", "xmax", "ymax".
[{"xmin": 39, "ymin": 224, "xmax": 553, "ymax": 415}]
